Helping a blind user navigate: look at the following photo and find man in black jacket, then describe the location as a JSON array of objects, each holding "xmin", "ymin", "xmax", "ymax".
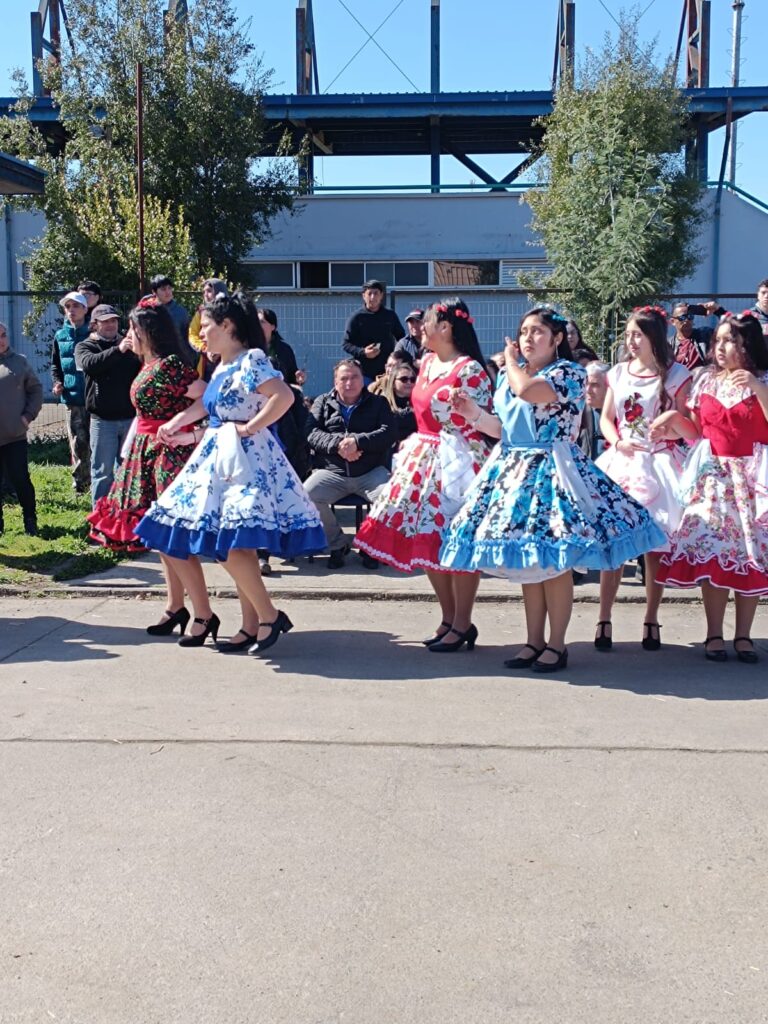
[
  {"xmin": 342, "ymin": 280, "xmax": 405, "ymax": 382},
  {"xmin": 305, "ymin": 358, "xmax": 395, "ymax": 569},
  {"xmin": 75, "ymin": 305, "xmax": 140, "ymax": 504}
]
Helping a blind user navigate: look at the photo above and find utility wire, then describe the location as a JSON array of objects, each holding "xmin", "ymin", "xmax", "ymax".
[
  {"xmin": 595, "ymin": 0, "xmax": 622, "ymax": 31},
  {"xmin": 325, "ymin": 0, "xmax": 421, "ymax": 93}
]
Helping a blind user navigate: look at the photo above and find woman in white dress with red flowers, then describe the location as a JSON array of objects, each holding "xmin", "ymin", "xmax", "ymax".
[{"xmin": 593, "ymin": 306, "xmax": 696, "ymax": 652}]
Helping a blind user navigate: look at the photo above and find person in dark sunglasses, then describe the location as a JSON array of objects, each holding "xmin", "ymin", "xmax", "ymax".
[
  {"xmin": 379, "ymin": 364, "xmax": 417, "ymax": 448},
  {"xmin": 670, "ymin": 300, "xmax": 726, "ymax": 370}
]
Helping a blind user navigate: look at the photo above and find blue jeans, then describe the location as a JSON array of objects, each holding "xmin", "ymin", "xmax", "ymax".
[{"xmin": 90, "ymin": 416, "xmax": 134, "ymax": 504}]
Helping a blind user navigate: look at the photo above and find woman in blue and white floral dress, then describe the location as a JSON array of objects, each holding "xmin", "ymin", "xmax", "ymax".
[
  {"xmin": 440, "ymin": 308, "xmax": 665, "ymax": 672},
  {"xmin": 136, "ymin": 293, "xmax": 326, "ymax": 656}
]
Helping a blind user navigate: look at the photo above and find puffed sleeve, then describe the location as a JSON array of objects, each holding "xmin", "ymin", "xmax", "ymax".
[
  {"xmin": 240, "ymin": 349, "xmax": 283, "ymax": 393},
  {"xmin": 540, "ymin": 360, "xmax": 586, "ymax": 408},
  {"xmin": 162, "ymin": 355, "xmax": 199, "ymax": 397},
  {"xmin": 686, "ymin": 367, "xmax": 711, "ymax": 412},
  {"xmin": 452, "ymin": 359, "xmax": 493, "ymax": 446}
]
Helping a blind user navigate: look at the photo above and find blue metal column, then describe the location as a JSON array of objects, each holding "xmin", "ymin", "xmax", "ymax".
[{"xmin": 430, "ymin": 0, "xmax": 440, "ymax": 193}]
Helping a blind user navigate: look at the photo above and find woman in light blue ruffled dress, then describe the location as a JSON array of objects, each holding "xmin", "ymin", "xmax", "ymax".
[
  {"xmin": 136, "ymin": 292, "xmax": 326, "ymax": 657},
  {"xmin": 439, "ymin": 308, "xmax": 665, "ymax": 672}
]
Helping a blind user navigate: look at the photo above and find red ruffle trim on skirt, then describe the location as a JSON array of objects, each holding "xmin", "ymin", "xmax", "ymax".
[
  {"xmin": 87, "ymin": 500, "xmax": 146, "ymax": 553},
  {"xmin": 355, "ymin": 519, "xmax": 473, "ymax": 575},
  {"xmin": 657, "ymin": 555, "xmax": 768, "ymax": 596}
]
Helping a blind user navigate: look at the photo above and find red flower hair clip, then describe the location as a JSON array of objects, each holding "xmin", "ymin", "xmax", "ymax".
[
  {"xmin": 454, "ymin": 308, "xmax": 475, "ymax": 324},
  {"xmin": 434, "ymin": 304, "xmax": 448, "ymax": 314},
  {"xmin": 136, "ymin": 296, "xmax": 159, "ymax": 309},
  {"xmin": 738, "ymin": 309, "xmax": 757, "ymax": 320},
  {"xmin": 632, "ymin": 305, "xmax": 667, "ymax": 320}
]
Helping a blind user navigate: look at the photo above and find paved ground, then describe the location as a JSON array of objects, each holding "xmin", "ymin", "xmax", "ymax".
[{"xmin": 1, "ymin": 593, "xmax": 767, "ymax": 1023}]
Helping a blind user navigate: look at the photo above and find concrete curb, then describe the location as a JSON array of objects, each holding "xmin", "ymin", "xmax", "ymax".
[{"xmin": 0, "ymin": 583, "xmax": 708, "ymax": 604}]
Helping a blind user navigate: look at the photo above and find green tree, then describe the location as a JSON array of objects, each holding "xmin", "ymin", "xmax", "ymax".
[
  {"xmin": 520, "ymin": 16, "xmax": 704, "ymax": 355},
  {"xmin": 0, "ymin": 0, "xmax": 294, "ymax": 294}
]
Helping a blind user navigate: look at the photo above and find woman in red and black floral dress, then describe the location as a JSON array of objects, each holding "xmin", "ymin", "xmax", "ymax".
[
  {"xmin": 356, "ymin": 298, "xmax": 493, "ymax": 652},
  {"xmin": 88, "ymin": 300, "xmax": 205, "ymax": 635}
]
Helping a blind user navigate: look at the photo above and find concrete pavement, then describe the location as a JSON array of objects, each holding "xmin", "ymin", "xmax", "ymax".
[{"xmin": 1, "ymin": 595, "xmax": 767, "ymax": 1022}]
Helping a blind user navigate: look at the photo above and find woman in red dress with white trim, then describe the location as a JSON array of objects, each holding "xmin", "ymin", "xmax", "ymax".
[
  {"xmin": 356, "ymin": 298, "xmax": 493, "ymax": 652},
  {"xmin": 657, "ymin": 311, "xmax": 768, "ymax": 663}
]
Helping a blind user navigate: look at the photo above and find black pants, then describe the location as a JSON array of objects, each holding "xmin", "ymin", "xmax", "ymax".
[{"xmin": 0, "ymin": 438, "xmax": 36, "ymax": 525}]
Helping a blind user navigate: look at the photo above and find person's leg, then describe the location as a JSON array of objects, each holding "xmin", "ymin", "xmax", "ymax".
[
  {"xmin": 303, "ymin": 469, "xmax": 352, "ymax": 552},
  {"xmin": 509, "ymin": 582, "xmax": 547, "ymax": 660},
  {"xmin": 425, "ymin": 570, "xmax": 457, "ymax": 637},
  {"xmin": 733, "ymin": 592, "xmax": 760, "ymax": 657},
  {"xmin": 159, "ymin": 553, "xmax": 186, "ymax": 613},
  {"xmin": 68, "ymin": 406, "xmax": 91, "ymax": 494},
  {"xmin": 641, "ymin": 552, "xmax": 665, "ymax": 648},
  {"xmin": 221, "ymin": 549, "xmax": 280, "ymax": 643},
  {"xmin": 89, "ymin": 416, "xmax": 120, "ymax": 504},
  {"xmin": 355, "ymin": 466, "xmax": 391, "ymax": 503},
  {"xmin": 164, "ymin": 555, "xmax": 214, "ymax": 637},
  {"xmin": 538, "ymin": 571, "xmax": 574, "ymax": 664},
  {"xmin": 448, "ymin": 572, "xmax": 481, "ymax": 635},
  {"xmin": 595, "ymin": 567, "xmax": 623, "ymax": 643},
  {"xmin": 1, "ymin": 439, "xmax": 36, "ymax": 532},
  {"xmin": 701, "ymin": 580, "xmax": 729, "ymax": 653}
]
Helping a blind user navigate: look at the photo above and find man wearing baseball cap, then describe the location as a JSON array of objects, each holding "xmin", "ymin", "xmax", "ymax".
[
  {"xmin": 394, "ymin": 309, "xmax": 425, "ymax": 363},
  {"xmin": 75, "ymin": 305, "xmax": 140, "ymax": 503},
  {"xmin": 51, "ymin": 291, "xmax": 91, "ymax": 493}
]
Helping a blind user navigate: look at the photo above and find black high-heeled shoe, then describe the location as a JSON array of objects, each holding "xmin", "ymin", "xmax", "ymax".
[
  {"xmin": 594, "ymin": 620, "xmax": 612, "ymax": 651},
  {"xmin": 642, "ymin": 622, "xmax": 661, "ymax": 651},
  {"xmin": 503, "ymin": 644, "xmax": 544, "ymax": 669},
  {"xmin": 217, "ymin": 630, "xmax": 257, "ymax": 653},
  {"xmin": 422, "ymin": 621, "xmax": 452, "ymax": 647},
  {"xmin": 146, "ymin": 607, "xmax": 190, "ymax": 637},
  {"xmin": 532, "ymin": 646, "xmax": 568, "ymax": 673},
  {"xmin": 248, "ymin": 610, "xmax": 294, "ymax": 655},
  {"xmin": 428, "ymin": 623, "xmax": 478, "ymax": 653},
  {"xmin": 734, "ymin": 636, "xmax": 759, "ymax": 664},
  {"xmin": 178, "ymin": 613, "xmax": 220, "ymax": 648}
]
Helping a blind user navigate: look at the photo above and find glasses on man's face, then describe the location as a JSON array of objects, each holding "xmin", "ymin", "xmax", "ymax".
[
  {"xmin": 672, "ymin": 313, "xmax": 694, "ymax": 322},
  {"xmin": 396, "ymin": 375, "xmax": 416, "ymax": 384}
]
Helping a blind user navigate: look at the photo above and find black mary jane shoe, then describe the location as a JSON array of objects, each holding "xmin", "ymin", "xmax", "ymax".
[
  {"xmin": 734, "ymin": 636, "xmax": 759, "ymax": 664},
  {"xmin": 178, "ymin": 613, "xmax": 220, "ymax": 648},
  {"xmin": 531, "ymin": 646, "xmax": 568, "ymax": 673},
  {"xmin": 704, "ymin": 636, "xmax": 728, "ymax": 662},
  {"xmin": 146, "ymin": 607, "xmax": 191, "ymax": 637},
  {"xmin": 428, "ymin": 623, "xmax": 478, "ymax": 654},
  {"xmin": 641, "ymin": 622, "xmax": 661, "ymax": 652},
  {"xmin": 594, "ymin": 620, "xmax": 612, "ymax": 651},
  {"xmin": 249, "ymin": 610, "xmax": 294, "ymax": 655},
  {"xmin": 504, "ymin": 644, "xmax": 545, "ymax": 669},
  {"xmin": 422, "ymin": 621, "xmax": 453, "ymax": 647},
  {"xmin": 218, "ymin": 630, "xmax": 258, "ymax": 654}
]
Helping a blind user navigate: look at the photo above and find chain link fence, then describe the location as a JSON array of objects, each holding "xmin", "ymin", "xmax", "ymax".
[{"xmin": 0, "ymin": 288, "xmax": 757, "ymax": 436}]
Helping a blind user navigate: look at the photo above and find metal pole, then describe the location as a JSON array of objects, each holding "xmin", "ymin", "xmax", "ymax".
[
  {"xmin": 729, "ymin": 0, "xmax": 744, "ymax": 185},
  {"xmin": 430, "ymin": 0, "xmax": 440, "ymax": 93},
  {"xmin": 135, "ymin": 62, "xmax": 146, "ymax": 296}
]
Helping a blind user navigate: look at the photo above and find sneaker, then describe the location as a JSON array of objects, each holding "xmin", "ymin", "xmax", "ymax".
[
  {"xmin": 360, "ymin": 552, "xmax": 380, "ymax": 570},
  {"xmin": 327, "ymin": 545, "xmax": 348, "ymax": 569}
]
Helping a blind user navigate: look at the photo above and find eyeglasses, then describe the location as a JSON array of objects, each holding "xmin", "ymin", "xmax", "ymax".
[
  {"xmin": 672, "ymin": 313, "xmax": 694, "ymax": 322},
  {"xmin": 396, "ymin": 375, "xmax": 416, "ymax": 384}
]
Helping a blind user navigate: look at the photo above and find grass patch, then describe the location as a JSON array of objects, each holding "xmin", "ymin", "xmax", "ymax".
[{"xmin": 0, "ymin": 459, "xmax": 127, "ymax": 587}]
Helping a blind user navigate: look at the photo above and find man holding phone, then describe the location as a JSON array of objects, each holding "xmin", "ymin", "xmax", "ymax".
[{"xmin": 342, "ymin": 280, "xmax": 405, "ymax": 382}]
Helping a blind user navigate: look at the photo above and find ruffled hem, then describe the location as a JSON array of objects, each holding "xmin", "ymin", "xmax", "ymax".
[
  {"xmin": 439, "ymin": 521, "xmax": 665, "ymax": 577},
  {"xmin": 657, "ymin": 555, "xmax": 768, "ymax": 595},
  {"xmin": 135, "ymin": 518, "xmax": 327, "ymax": 561},
  {"xmin": 355, "ymin": 521, "xmax": 474, "ymax": 575},
  {"xmin": 87, "ymin": 502, "xmax": 146, "ymax": 552}
]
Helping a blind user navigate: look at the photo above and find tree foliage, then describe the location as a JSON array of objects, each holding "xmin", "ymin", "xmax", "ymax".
[
  {"xmin": 521, "ymin": 17, "xmax": 704, "ymax": 353},
  {"xmin": 0, "ymin": 0, "xmax": 294, "ymax": 295}
]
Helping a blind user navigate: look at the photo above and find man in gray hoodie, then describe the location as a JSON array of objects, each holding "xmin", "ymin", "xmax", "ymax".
[{"xmin": 0, "ymin": 321, "xmax": 43, "ymax": 535}]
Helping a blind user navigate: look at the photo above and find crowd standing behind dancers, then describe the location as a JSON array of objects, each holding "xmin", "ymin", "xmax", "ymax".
[{"xmin": 28, "ymin": 275, "xmax": 767, "ymax": 665}]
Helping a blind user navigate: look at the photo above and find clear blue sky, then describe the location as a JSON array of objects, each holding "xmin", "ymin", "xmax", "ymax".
[{"xmin": 1, "ymin": 0, "xmax": 767, "ymax": 197}]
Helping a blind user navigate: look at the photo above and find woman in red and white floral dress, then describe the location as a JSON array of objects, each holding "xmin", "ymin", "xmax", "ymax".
[
  {"xmin": 593, "ymin": 306, "xmax": 696, "ymax": 652},
  {"xmin": 356, "ymin": 298, "xmax": 493, "ymax": 652},
  {"xmin": 658, "ymin": 312, "xmax": 768, "ymax": 663}
]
